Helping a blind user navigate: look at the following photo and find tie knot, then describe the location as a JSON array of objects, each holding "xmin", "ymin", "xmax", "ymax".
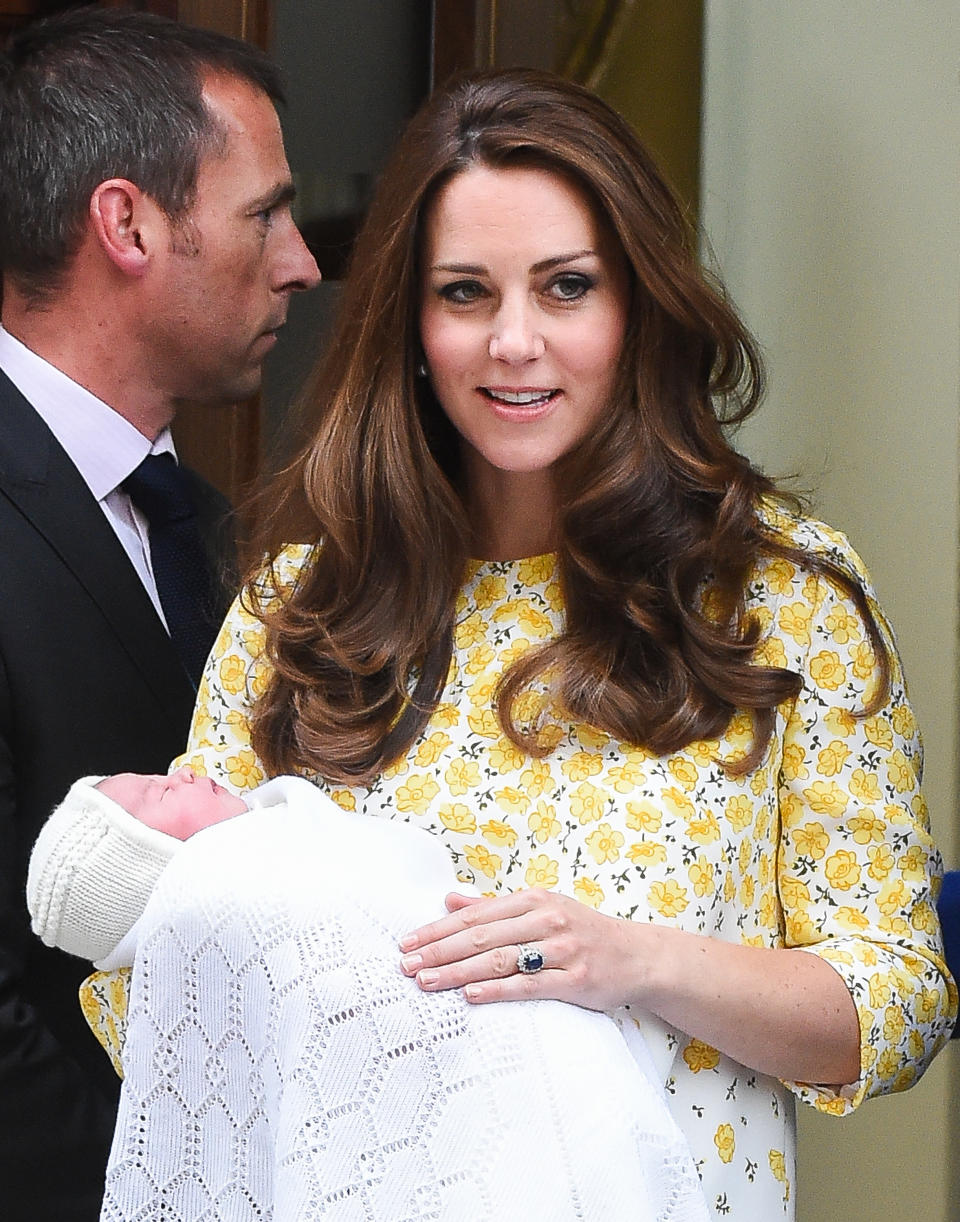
[{"xmin": 123, "ymin": 453, "xmax": 195, "ymax": 525}]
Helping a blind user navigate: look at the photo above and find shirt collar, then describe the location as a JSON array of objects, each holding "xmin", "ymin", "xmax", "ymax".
[{"xmin": 0, "ymin": 324, "xmax": 176, "ymax": 501}]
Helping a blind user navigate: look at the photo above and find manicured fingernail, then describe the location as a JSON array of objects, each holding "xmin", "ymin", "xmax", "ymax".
[
  {"xmin": 400, "ymin": 954, "xmax": 422, "ymax": 972},
  {"xmin": 417, "ymin": 970, "xmax": 439, "ymax": 987},
  {"xmin": 463, "ymin": 985, "xmax": 481, "ymax": 1001},
  {"xmin": 398, "ymin": 934, "xmax": 417, "ymax": 951}
]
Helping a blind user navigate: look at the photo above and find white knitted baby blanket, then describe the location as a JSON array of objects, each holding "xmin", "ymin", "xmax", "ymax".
[{"xmin": 101, "ymin": 777, "xmax": 708, "ymax": 1221}]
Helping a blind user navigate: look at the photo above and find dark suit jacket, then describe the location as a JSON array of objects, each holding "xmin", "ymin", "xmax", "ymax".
[{"xmin": 0, "ymin": 369, "xmax": 236, "ymax": 1220}]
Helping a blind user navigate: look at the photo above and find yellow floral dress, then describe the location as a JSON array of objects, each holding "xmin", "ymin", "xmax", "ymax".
[{"xmin": 82, "ymin": 507, "xmax": 957, "ymax": 1221}]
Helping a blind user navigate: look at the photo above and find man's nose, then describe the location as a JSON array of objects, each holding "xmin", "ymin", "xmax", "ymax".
[{"xmin": 277, "ymin": 219, "xmax": 321, "ymax": 294}]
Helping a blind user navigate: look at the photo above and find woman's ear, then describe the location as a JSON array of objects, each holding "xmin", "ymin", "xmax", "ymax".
[{"xmin": 88, "ymin": 179, "xmax": 159, "ymax": 277}]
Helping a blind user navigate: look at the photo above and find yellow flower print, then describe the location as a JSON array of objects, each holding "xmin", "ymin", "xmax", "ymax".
[
  {"xmin": 455, "ymin": 611, "xmax": 485, "ymax": 649},
  {"xmin": 438, "ymin": 803, "xmax": 477, "ymax": 835},
  {"xmin": 792, "ymin": 821, "xmax": 829, "ymax": 859},
  {"xmin": 414, "ymin": 731, "xmax": 452, "ymax": 767},
  {"xmin": 625, "ymin": 800, "xmax": 662, "ymax": 833},
  {"xmin": 849, "ymin": 768, "xmax": 881, "ymax": 804},
  {"xmin": 464, "ymin": 843, "xmax": 502, "ymax": 879},
  {"xmin": 649, "ymin": 879, "xmax": 689, "ymax": 918},
  {"xmin": 573, "ymin": 876, "xmax": 605, "ymax": 909},
  {"xmin": 481, "ymin": 819, "xmax": 517, "ymax": 847},
  {"xmin": 779, "ymin": 875, "xmax": 811, "ymax": 908},
  {"xmin": 845, "ymin": 811, "xmax": 885, "ymax": 845},
  {"xmin": 688, "ymin": 855, "xmax": 715, "ymax": 898},
  {"xmin": 660, "ymin": 786, "xmax": 696, "ymax": 822},
  {"xmin": 737, "ymin": 838, "xmax": 752, "ymax": 876},
  {"xmin": 866, "ymin": 844, "xmax": 894, "ymax": 881},
  {"xmin": 725, "ymin": 712, "xmax": 754, "ymax": 747},
  {"xmin": 750, "ymin": 766, "xmax": 770, "ymax": 797},
  {"xmin": 897, "ymin": 845, "xmax": 928, "ymax": 882},
  {"xmin": 740, "ymin": 875, "xmax": 755, "ymax": 908},
  {"xmin": 516, "ymin": 602, "xmax": 553, "ymax": 639},
  {"xmin": 464, "ymin": 643, "xmax": 496, "ymax": 676},
  {"xmin": 688, "ymin": 738, "xmax": 719, "ymax": 766},
  {"xmin": 763, "ymin": 557, "xmax": 797, "ymax": 595},
  {"xmin": 824, "ymin": 606, "xmax": 861, "ymax": 644},
  {"xmin": 224, "ymin": 709, "xmax": 252, "ymax": 745},
  {"xmin": 491, "ymin": 599, "xmax": 524, "ymax": 625},
  {"xmin": 778, "ymin": 602, "xmax": 813, "ymax": 646},
  {"xmin": 495, "ymin": 787, "xmax": 529, "ymax": 815},
  {"xmin": 520, "ymin": 758, "xmax": 552, "ymax": 798},
  {"xmin": 781, "ymin": 743, "xmax": 809, "ymax": 782},
  {"xmin": 488, "ymin": 737, "xmax": 526, "ymax": 774},
  {"xmin": 850, "ymin": 641, "xmax": 877, "ymax": 681},
  {"xmin": 755, "ymin": 635, "xmax": 788, "ymax": 670},
  {"xmin": 835, "ymin": 906, "xmax": 871, "ymax": 932},
  {"xmin": 249, "ymin": 657, "xmax": 271, "ymax": 699},
  {"xmin": 688, "ymin": 812, "xmax": 721, "ymax": 846},
  {"xmin": 576, "ymin": 724, "xmax": 609, "ymax": 750},
  {"xmin": 218, "ymin": 653, "xmax": 248, "ymax": 695},
  {"xmin": 383, "ymin": 756, "xmax": 409, "ymax": 779},
  {"xmin": 877, "ymin": 878, "xmax": 909, "ymax": 918},
  {"xmin": 780, "ymin": 792, "xmax": 804, "ymax": 826},
  {"xmin": 714, "ymin": 1123, "xmax": 735, "ymax": 1164},
  {"xmin": 723, "ymin": 870, "xmax": 736, "ymax": 902},
  {"xmin": 867, "ymin": 973, "xmax": 892, "ymax": 1009},
  {"xmin": 500, "ymin": 638, "xmax": 534, "ymax": 668},
  {"xmin": 809, "ymin": 650, "xmax": 847, "ymax": 691},
  {"xmin": 467, "ymin": 674, "xmax": 497, "ymax": 706},
  {"xmin": 585, "ymin": 822, "xmax": 624, "ymax": 865},
  {"xmin": 240, "ymin": 625, "xmax": 266, "ymax": 656},
  {"xmin": 329, "ymin": 789, "xmax": 356, "ymax": 811},
  {"xmin": 395, "ymin": 774, "xmax": 440, "ymax": 816},
  {"xmin": 817, "ymin": 739, "xmax": 851, "ymax": 777},
  {"xmin": 785, "ymin": 910, "xmax": 818, "ymax": 943},
  {"xmin": 225, "ymin": 749, "xmax": 263, "ymax": 790},
  {"xmin": 561, "ymin": 751, "xmax": 604, "ymax": 782},
  {"xmin": 472, "ymin": 574, "xmax": 507, "ymax": 609},
  {"xmin": 908, "ymin": 1029, "xmax": 926, "ymax": 1060},
  {"xmin": 467, "ymin": 708, "xmax": 501, "ymax": 739},
  {"xmin": 527, "ymin": 801, "xmax": 561, "ymax": 844},
  {"xmin": 911, "ymin": 901, "xmax": 939, "ymax": 936},
  {"xmin": 682, "ymin": 1037, "xmax": 719, "ymax": 1073},
  {"xmin": 667, "ymin": 756, "xmax": 699, "ymax": 791},
  {"xmin": 432, "ymin": 702, "xmax": 460, "ymax": 728},
  {"xmin": 444, "ymin": 757, "xmax": 480, "ymax": 797},
  {"xmin": 876, "ymin": 1047, "xmax": 900, "ymax": 1080},
  {"xmin": 608, "ymin": 757, "xmax": 646, "ymax": 793},
  {"xmin": 535, "ymin": 722, "xmax": 564, "ymax": 753},
  {"xmin": 723, "ymin": 794, "xmax": 754, "ymax": 832},
  {"xmin": 768, "ymin": 1150, "xmax": 788, "ymax": 1194},
  {"xmin": 570, "ymin": 782, "xmax": 607, "ymax": 824},
  {"xmin": 886, "ymin": 749, "xmax": 917, "ymax": 794},
  {"xmin": 626, "ymin": 840, "xmax": 668, "ymax": 866},
  {"xmin": 890, "ymin": 704, "xmax": 917, "ymax": 738},
  {"xmin": 894, "ymin": 1066, "xmax": 917, "ymax": 1092},
  {"xmin": 544, "ymin": 580, "xmax": 563, "ymax": 612},
  {"xmin": 758, "ymin": 891, "xmax": 780, "ymax": 928},
  {"xmin": 825, "ymin": 706, "xmax": 857, "ymax": 737},
  {"xmin": 863, "ymin": 716, "xmax": 894, "ymax": 750},
  {"xmin": 525, "ymin": 854, "xmax": 559, "ymax": 888},
  {"xmin": 824, "ymin": 849, "xmax": 860, "ymax": 891},
  {"xmin": 803, "ymin": 780, "xmax": 848, "ymax": 817},
  {"xmin": 517, "ymin": 554, "xmax": 556, "ymax": 585}
]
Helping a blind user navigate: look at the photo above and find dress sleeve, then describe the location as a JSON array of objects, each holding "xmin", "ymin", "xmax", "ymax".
[{"xmin": 774, "ymin": 531, "xmax": 957, "ymax": 1113}]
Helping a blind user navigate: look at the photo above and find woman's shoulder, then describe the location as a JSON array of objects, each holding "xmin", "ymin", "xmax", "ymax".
[
  {"xmin": 754, "ymin": 497, "xmax": 871, "ymax": 586},
  {"xmin": 245, "ymin": 542, "xmax": 318, "ymax": 602}
]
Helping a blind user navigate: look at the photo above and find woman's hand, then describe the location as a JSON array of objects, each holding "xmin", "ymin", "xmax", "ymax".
[
  {"xmin": 399, "ymin": 887, "xmax": 645, "ymax": 1011},
  {"xmin": 400, "ymin": 887, "xmax": 862, "ymax": 1086}
]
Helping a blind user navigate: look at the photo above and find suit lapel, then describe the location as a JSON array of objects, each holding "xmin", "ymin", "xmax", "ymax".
[{"xmin": 0, "ymin": 370, "xmax": 195, "ymax": 718}]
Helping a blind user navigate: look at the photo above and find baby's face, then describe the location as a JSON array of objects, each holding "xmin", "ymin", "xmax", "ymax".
[{"xmin": 98, "ymin": 766, "xmax": 246, "ymax": 838}]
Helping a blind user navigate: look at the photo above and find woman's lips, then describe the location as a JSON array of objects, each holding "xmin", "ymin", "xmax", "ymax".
[{"xmin": 478, "ymin": 386, "xmax": 561, "ymax": 421}]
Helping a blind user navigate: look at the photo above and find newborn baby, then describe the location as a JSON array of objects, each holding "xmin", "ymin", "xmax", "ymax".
[{"xmin": 29, "ymin": 771, "xmax": 709, "ymax": 1222}]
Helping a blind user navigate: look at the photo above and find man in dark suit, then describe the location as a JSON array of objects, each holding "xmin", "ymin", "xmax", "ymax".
[{"xmin": 0, "ymin": 9, "xmax": 319, "ymax": 1217}]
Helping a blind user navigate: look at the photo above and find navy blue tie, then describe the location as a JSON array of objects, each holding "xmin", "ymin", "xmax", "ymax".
[{"xmin": 123, "ymin": 453, "xmax": 219, "ymax": 689}]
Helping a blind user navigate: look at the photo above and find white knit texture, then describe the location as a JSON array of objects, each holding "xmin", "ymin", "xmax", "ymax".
[
  {"xmin": 102, "ymin": 778, "xmax": 708, "ymax": 1221},
  {"xmin": 27, "ymin": 776, "xmax": 178, "ymax": 965}
]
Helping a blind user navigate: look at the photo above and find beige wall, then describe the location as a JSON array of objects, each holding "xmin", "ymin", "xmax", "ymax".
[{"xmin": 701, "ymin": 4, "xmax": 960, "ymax": 1219}]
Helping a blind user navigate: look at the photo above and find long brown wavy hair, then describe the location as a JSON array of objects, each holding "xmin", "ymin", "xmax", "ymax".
[{"xmin": 248, "ymin": 69, "xmax": 889, "ymax": 785}]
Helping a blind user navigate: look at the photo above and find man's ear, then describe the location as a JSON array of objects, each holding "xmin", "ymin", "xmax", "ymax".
[{"xmin": 89, "ymin": 179, "xmax": 165, "ymax": 276}]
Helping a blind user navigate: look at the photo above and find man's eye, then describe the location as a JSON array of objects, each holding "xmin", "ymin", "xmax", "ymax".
[{"xmin": 438, "ymin": 280, "xmax": 485, "ymax": 304}]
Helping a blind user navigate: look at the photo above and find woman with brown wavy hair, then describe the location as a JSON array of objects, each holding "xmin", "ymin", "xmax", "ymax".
[{"xmin": 68, "ymin": 69, "xmax": 953, "ymax": 1218}]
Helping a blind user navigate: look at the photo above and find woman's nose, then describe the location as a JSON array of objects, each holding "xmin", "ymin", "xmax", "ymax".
[{"xmin": 488, "ymin": 300, "xmax": 545, "ymax": 363}]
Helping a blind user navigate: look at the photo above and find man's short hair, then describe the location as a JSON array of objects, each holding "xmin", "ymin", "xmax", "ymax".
[{"xmin": 0, "ymin": 6, "xmax": 285, "ymax": 301}]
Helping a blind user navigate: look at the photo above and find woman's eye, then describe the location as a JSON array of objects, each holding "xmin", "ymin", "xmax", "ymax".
[
  {"xmin": 438, "ymin": 280, "xmax": 485, "ymax": 304},
  {"xmin": 549, "ymin": 273, "xmax": 594, "ymax": 301}
]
